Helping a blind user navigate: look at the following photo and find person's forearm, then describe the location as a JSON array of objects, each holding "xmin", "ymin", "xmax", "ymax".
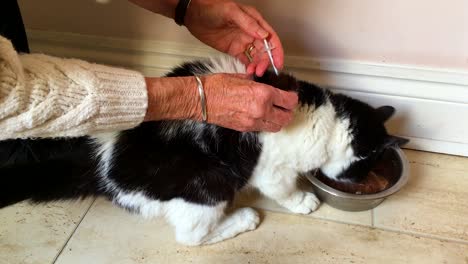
[
  {"xmin": 144, "ymin": 76, "xmax": 200, "ymax": 122},
  {"xmin": 0, "ymin": 36, "xmax": 147, "ymax": 140},
  {"xmin": 128, "ymin": 0, "xmax": 179, "ymax": 19}
]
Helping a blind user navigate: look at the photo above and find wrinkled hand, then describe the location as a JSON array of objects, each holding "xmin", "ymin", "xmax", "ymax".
[
  {"xmin": 201, "ymin": 74, "xmax": 297, "ymax": 132},
  {"xmin": 144, "ymin": 74, "xmax": 298, "ymax": 132},
  {"xmin": 184, "ymin": 0, "xmax": 284, "ymax": 76}
]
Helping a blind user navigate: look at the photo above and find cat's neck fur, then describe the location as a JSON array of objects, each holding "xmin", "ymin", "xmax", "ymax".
[
  {"xmin": 195, "ymin": 56, "xmax": 356, "ymax": 177},
  {"xmin": 255, "ymin": 96, "xmax": 354, "ymax": 175}
]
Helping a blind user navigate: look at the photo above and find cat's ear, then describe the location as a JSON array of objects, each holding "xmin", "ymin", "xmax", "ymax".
[
  {"xmin": 376, "ymin": 106, "xmax": 395, "ymax": 122},
  {"xmin": 384, "ymin": 135, "xmax": 409, "ymax": 148}
]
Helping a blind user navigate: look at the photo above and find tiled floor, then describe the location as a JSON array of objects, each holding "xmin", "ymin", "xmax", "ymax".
[{"xmin": 1, "ymin": 150, "xmax": 467, "ymax": 264}]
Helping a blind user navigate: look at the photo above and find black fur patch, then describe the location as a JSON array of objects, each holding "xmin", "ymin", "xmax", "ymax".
[
  {"xmin": 0, "ymin": 138, "xmax": 100, "ymax": 207},
  {"xmin": 329, "ymin": 93, "xmax": 389, "ymax": 156},
  {"xmin": 165, "ymin": 61, "xmax": 211, "ymax": 77},
  {"xmin": 109, "ymin": 121, "xmax": 261, "ymax": 205},
  {"xmin": 254, "ymin": 71, "xmax": 327, "ymax": 108},
  {"xmin": 327, "ymin": 94, "xmax": 407, "ymax": 182}
]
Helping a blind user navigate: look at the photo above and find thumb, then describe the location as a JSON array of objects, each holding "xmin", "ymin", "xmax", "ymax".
[{"xmin": 228, "ymin": 4, "xmax": 269, "ymax": 39}]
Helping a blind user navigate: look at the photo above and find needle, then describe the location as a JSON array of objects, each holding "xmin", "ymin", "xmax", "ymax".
[{"xmin": 263, "ymin": 39, "xmax": 279, "ymax": 76}]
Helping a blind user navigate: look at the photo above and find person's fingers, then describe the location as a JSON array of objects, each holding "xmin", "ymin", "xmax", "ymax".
[
  {"xmin": 239, "ymin": 5, "xmax": 284, "ymax": 69},
  {"xmin": 235, "ymin": 116, "xmax": 258, "ymax": 132},
  {"xmin": 249, "ymin": 38, "xmax": 273, "ymax": 76},
  {"xmin": 233, "ymin": 34, "xmax": 257, "ymax": 64},
  {"xmin": 257, "ymin": 119, "xmax": 282, "ymax": 132},
  {"xmin": 205, "ymin": 74, "xmax": 296, "ymax": 132},
  {"xmin": 269, "ymin": 35, "xmax": 285, "ymax": 70},
  {"xmin": 226, "ymin": 3, "xmax": 269, "ymax": 39},
  {"xmin": 272, "ymin": 89, "xmax": 299, "ymax": 111},
  {"xmin": 246, "ymin": 63, "xmax": 257, "ymax": 75},
  {"xmin": 265, "ymin": 107, "xmax": 294, "ymax": 127},
  {"xmin": 255, "ymin": 59, "xmax": 270, "ymax": 77},
  {"xmin": 236, "ymin": 55, "xmax": 250, "ymax": 67}
]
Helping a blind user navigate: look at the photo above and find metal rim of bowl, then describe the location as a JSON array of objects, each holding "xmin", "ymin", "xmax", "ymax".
[{"xmin": 306, "ymin": 147, "xmax": 410, "ymax": 200}]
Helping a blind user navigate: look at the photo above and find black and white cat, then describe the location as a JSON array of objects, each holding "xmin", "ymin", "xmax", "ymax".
[{"xmin": 0, "ymin": 56, "xmax": 407, "ymax": 245}]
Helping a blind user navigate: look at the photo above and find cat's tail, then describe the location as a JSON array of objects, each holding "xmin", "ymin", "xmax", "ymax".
[{"xmin": 0, "ymin": 160, "xmax": 101, "ymax": 208}]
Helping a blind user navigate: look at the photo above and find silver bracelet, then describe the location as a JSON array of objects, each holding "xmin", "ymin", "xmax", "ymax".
[{"xmin": 194, "ymin": 75, "xmax": 207, "ymax": 122}]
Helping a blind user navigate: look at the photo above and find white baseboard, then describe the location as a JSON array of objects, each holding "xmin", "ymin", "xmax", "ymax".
[{"xmin": 25, "ymin": 30, "xmax": 468, "ymax": 157}]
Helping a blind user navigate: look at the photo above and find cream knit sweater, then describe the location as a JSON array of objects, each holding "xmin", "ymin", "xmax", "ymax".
[{"xmin": 0, "ymin": 36, "xmax": 148, "ymax": 140}]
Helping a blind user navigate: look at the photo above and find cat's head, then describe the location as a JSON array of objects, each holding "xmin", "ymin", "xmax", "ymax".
[{"xmin": 319, "ymin": 94, "xmax": 408, "ymax": 182}]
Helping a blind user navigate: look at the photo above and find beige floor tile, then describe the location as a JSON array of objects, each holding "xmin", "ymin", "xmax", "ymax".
[
  {"xmin": 55, "ymin": 199, "xmax": 467, "ymax": 264},
  {"xmin": 374, "ymin": 151, "xmax": 468, "ymax": 242},
  {"xmin": 0, "ymin": 199, "xmax": 94, "ymax": 264},
  {"xmin": 405, "ymin": 149, "xmax": 468, "ymax": 173},
  {"xmin": 235, "ymin": 188, "xmax": 372, "ymax": 226}
]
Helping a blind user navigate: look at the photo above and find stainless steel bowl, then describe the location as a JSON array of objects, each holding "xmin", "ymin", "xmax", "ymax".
[{"xmin": 305, "ymin": 147, "xmax": 410, "ymax": 211}]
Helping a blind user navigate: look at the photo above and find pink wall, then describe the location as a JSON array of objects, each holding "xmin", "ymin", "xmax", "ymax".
[{"xmin": 18, "ymin": 0, "xmax": 468, "ymax": 69}]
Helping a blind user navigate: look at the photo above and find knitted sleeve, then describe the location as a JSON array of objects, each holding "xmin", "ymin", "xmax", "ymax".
[{"xmin": 0, "ymin": 37, "xmax": 148, "ymax": 140}]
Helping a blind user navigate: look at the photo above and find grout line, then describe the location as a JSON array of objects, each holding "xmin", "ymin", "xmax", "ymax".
[
  {"xmin": 51, "ymin": 198, "xmax": 96, "ymax": 264},
  {"xmin": 308, "ymin": 214, "xmax": 373, "ymax": 228},
  {"xmin": 372, "ymin": 225, "xmax": 468, "ymax": 246},
  {"xmin": 310, "ymin": 211, "xmax": 468, "ymax": 245},
  {"xmin": 261, "ymin": 208, "xmax": 468, "ymax": 246},
  {"xmin": 257, "ymin": 206, "xmax": 373, "ymax": 228}
]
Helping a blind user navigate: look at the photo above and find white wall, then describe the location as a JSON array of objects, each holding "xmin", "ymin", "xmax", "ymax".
[{"xmin": 18, "ymin": 0, "xmax": 468, "ymax": 70}]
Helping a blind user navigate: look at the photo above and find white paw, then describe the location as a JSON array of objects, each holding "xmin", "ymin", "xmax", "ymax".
[
  {"xmin": 234, "ymin": 207, "xmax": 260, "ymax": 231},
  {"xmin": 280, "ymin": 192, "xmax": 320, "ymax": 214},
  {"xmin": 199, "ymin": 208, "xmax": 260, "ymax": 245}
]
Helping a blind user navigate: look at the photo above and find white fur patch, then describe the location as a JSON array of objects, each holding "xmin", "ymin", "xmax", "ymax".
[
  {"xmin": 249, "ymin": 103, "xmax": 336, "ymax": 214},
  {"xmin": 115, "ymin": 191, "xmax": 259, "ymax": 246},
  {"xmin": 115, "ymin": 191, "xmax": 163, "ymax": 218},
  {"xmin": 205, "ymin": 56, "xmax": 247, "ymax": 75},
  {"xmin": 253, "ymin": 102, "xmax": 337, "ymax": 177},
  {"xmin": 278, "ymin": 191, "xmax": 320, "ymax": 214},
  {"xmin": 320, "ymin": 117, "xmax": 361, "ymax": 180},
  {"xmin": 165, "ymin": 199, "xmax": 226, "ymax": 245},
  {"xmin": 90, "ymin": 132, "xmax": 120, "ymax": 193},
  {"xmin": 250, "ymin": 99, "xmax": 359, "ymax": 213},
  {"xmin": 159, "ymin": 120, "xmax": 218, "ymax": 153}
]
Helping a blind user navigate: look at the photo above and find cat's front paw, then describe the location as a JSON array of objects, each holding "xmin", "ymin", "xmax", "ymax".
[
  {"xmin": 280, "ymin": 191, "xmax": 320, "ymax": 214},
  {"xmin": 233, "ymin": 207, "xmax": 260, "ymax": 231}
]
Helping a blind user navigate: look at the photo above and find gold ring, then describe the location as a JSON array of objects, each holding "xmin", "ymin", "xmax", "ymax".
[{"xmin": 244, "ymin": 43, "xmax": 255, "ymax": 62}]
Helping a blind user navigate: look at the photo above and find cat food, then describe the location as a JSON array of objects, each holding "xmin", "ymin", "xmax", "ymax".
[
  {"xmin": 316, "ymin": 154, "xmax": 398, "ymax": 195},
  {"xmin": 317, "ymin": 171, "xmax": 390, "ymax": 194}
]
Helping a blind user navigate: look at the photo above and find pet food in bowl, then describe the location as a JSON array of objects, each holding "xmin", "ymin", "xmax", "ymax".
[
  {"xmin": 306, "ymin": 147, "xmax": 409, "ymax": 211},
  {"xmin": 315, "ymin": 155, "xmax": 400, "ymax": 195}
]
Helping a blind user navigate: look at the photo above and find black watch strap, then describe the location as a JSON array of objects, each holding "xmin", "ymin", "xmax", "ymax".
[{"xmin": 175, "ymin": 0, "xmax": 192, "ymax": 26}]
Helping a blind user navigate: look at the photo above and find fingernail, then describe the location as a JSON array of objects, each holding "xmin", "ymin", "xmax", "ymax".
[{"xmin": 257, "ymin": 29, "xmax": 269, "ymax": 38}]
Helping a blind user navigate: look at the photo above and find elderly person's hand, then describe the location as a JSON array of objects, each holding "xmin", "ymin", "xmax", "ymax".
[
  {"xmin": 145, "ymin": 74, "xmax": 297, "ymax": 132},
  {"xmin": 129, "ymin": 0, "xmax": 283, "ymax": 76},
  {"xmin": 184, "ymin": 0, "xmax": 283, "ymax": 76},
  {"xmin": 129, "ymin": 0, "xmax": 297, "ymax": 132}
]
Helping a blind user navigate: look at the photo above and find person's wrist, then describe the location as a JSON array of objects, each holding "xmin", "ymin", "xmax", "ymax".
[{"xmin": 144, "ymin": 77, "xmax": 200, "ymax": 122}]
